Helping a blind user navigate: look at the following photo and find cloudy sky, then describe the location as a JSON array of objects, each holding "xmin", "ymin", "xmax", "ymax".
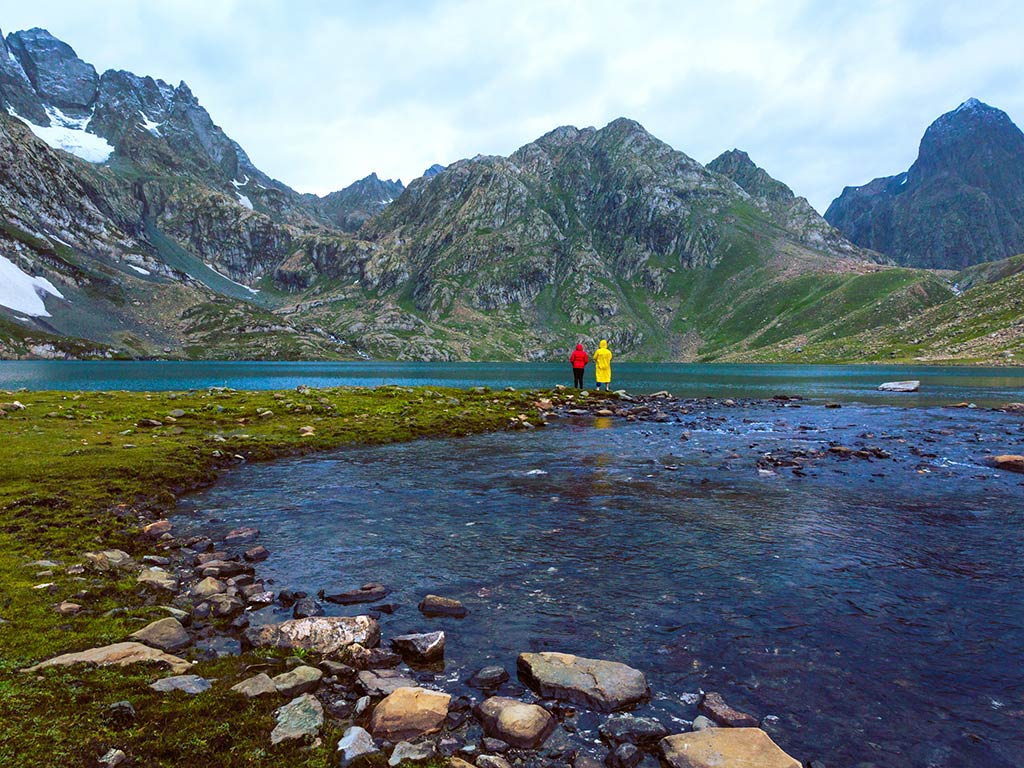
[{"xmin": 3, "ymin": 0, "xmax": 1021, "ymax": 212}]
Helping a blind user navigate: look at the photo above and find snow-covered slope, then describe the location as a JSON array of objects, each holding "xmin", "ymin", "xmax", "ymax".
[{"xmin": 0, "ymin": 254, "xmax": 65, "ymax": 316}]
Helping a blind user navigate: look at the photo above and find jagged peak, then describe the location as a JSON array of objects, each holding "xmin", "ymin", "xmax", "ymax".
[{"xmin": 422, "ymin": 163, "xmax": 445, "ymax": 178}]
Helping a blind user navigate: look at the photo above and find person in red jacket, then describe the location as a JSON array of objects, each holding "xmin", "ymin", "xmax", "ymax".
[{"xmin": 569, "ymin": 343, "xmax": 589, "ymax": 389}]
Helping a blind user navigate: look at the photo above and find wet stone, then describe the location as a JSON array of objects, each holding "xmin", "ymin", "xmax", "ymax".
[
  {"xmin": 468, "ymin": 665, "xmax": 509, "ymax": 690},
  {"xmin": 607, "ymin": 743, "xmax": 642, "ymax": 768},
  {"xmin": 292, "ymin": 597, "xmax": 324, "ymax": 619},
  {"xmin": 698, "ymin": 692, "xmax": 758, "ymax": 728},
  {"xmin": 419, "ymin": 594, "xmax": 468, "ymax": 618},
  {"xmin": 323, "ymin": 582, "xmax": 390, "ymax": 605},
  {"xmin": 391, "ymin": 630, "xmax": 445, "ymax": 663},
  {"xmin": 599, "ymin": 714, "xmax": 669, "ymax": 747}
]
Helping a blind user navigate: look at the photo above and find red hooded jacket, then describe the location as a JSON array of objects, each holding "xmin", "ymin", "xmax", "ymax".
[{"xmin": 570, "ymin": 344, "xmax": 589, "ymax": 369}]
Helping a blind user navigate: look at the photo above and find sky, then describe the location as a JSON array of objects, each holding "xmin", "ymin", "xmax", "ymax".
[{"xmin": 2, "ymin": 0, "xmax": 1022, "ymax": 213}]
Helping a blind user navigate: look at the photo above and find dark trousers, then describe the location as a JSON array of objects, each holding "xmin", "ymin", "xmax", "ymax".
[{"xmin": 572, "ymin": 367, "xmax": 585, "ymax": 388}]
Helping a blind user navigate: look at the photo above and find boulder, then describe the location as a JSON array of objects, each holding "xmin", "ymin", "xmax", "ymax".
[
  {"xmin": 419, "ymin": 594, "xmax": 468, "ymax": 618},
  {"xmin": 358, "ymin": 669, "xmax": 417, "ymax": 697},
  {"xmin": 191, "ymin": 576, "xmax": 227, "ymax": 600},
  {"xmin": 137, "ymin": 567, "xmax": 178, "ymax": 592},
  {"xmin": 389, "ymin": 740, "xmax": 438, "ymax": 766},
  {"xmin": 128, "ymin": 617, "xmax": 191, "ymax": 654},
  {"xmin": 244, "ymin": 545, "xmax": 270, "ymax": 562},
  {"xmin": 877, "ymin": 380, "xmax": 920, "ymax": 392},
  {"xmin": 517, "ymin": 652, "xmax": 649, "ymax": 712},
  {"xmin": 243, "ymin": 615, "xmax": 380, "ymax": 656},
  {"xmin": 659, "ymin": 729, "xmax": 800, "ymax": 768},
  {"xmin": 475, "ymin": 696, "xmax": 555, "ymax": 749},
  {"xmin": 989, "ymin": 454, "xmax": 1024, "ymax": 474},
  {"xmin": 323, "ymin": 582, "xmax": 390, "ymax": 605},
  {"xmin": 292, "ymin": 597, "xmax": 324, "ymax": 619},
  {"xmin": 468, "ymin": 665, "xmax": 509, "ymax": 690},
  {"xmin": 231, "ymin": 672, "xmax": 278, "ymax": 698},
  {"xmin": 272, "ymin": 665, "xmax": 323, "ymax": 697},
  {"xmin": 84, "ymin": 550, "xmax": 133, "ymax": 571},
  {"xmin": 370, "ymin": 686, "xmax": 450, "ymax": 741},
  {"xmin": 338, "ymin": 725, "xmax": 379, "ymax": 766},
  {"xmin": 391, "ymin": 631, "xmax": 445, "ymax": 663},
  {"xmin": 599, "ymin": 714, "xmax": 669, "ymax": 747},
  {"xmin": 271, "ymin": 694, "xmax": 324, "ymax": 745},
  {"xmin": 21, "ymin": 642, "xmax": 190, "ymax": 674},
  {"xmin": 698, "ymin": 692, "xmax": 759, "ymax": 727},
  {"xmin": 149, "ymin": 674, "xmax": 211, "ymax": 694}
]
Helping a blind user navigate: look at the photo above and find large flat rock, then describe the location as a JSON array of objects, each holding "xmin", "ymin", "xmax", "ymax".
[
  {"xmin": 475, "ymin": 696, "xmax": 555, "ymax": 749},
  {"xmin": 660, "ymin": 729, "xmax": 800, "ymax": 768},
  {"xmin": 517, "ymin": 652, "xmax": 648, "ymax": 712},
  {"xmin": 22, "ymin": 642, "xmax": 190, "ymax": 674},
  {"xmin": 369, "ymin": 686, "xmax": 450, "ymax": 741},
  {"xmin": 243, "ymin": 615, "xmax": 379, "ymax": 656}
]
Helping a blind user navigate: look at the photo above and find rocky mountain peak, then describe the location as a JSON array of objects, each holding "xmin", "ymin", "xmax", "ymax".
[
  {"xmin": 422, "ymin": 163, "xmax": 446, "ymax": 178},
  {"xmin": 826, "ymin": 98, "xmax": 1024, "ymax": 269},
  {"xmin": 708, "ymin": 149, "xmax": 795, "ymax": 202},
  {"xmin": 6, "ymin": 28, "xmax": 97, "ymax": 117}
]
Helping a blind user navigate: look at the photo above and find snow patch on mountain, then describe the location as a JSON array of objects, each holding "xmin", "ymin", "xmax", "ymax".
[
  {"xmin": 9, "ymin": 105, "xmax": 113, "ymax": 163},
  {"xmin": 0, "ymin": 255, "xmax": 66, "ymax": 316}
]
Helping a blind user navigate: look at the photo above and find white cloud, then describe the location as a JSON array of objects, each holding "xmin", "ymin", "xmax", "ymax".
[{"xmin": 2, "ymin": 0, "xmax": 1022, "ymax": 211}]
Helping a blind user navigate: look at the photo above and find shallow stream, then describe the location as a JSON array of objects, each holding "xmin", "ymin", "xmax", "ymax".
[{"xmin": 176, "ymin": 400, "xmax": 1024, "ymax": 767}]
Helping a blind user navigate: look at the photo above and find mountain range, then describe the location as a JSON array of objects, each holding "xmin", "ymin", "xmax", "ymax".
[{"xmin": 0, "ymin": 27, "xmax": 1021, "ymax": 365}]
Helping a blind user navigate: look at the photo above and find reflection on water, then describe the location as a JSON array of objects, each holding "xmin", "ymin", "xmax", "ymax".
[{"xmin": 176, "ymin": 403, "xmax": 1024, "ymax": 767}]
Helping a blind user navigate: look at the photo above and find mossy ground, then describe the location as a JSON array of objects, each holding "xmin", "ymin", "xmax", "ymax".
[{"xmin": 0, "ymin": 385, "xmax": 553, "ymax": 767}]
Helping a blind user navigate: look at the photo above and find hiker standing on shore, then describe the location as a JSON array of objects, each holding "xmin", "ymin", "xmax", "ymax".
[
  {"xmin": 593, "ymin": 339, "xmax": 612, "ymax": 391},
  {"xmin": 569, "ymin": 343, "xmax": 589, "ymax": 389}
]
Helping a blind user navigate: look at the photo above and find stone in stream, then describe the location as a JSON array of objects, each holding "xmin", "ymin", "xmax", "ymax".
[
  {"xmin": 272, "ymin": 665, "xmax": 323, "ymax": 697},
  {"xmin": 191, "ymin": 576, "xmax": 226, "ymax": 600},
  {"xmin": 369, "ymin": 686, "xmax": 450, "ymax": 741},
  {"xmin": 149, "ymin": 674, "xmax": 211, "ymax": 694},
  {"xmin": 877, "ymin": 380, "xmax": 920, "ymax": 392},
  {"xmin": 607, "ymin": 743, "xmax": 642, "ymax": 768},
  {"xmin": 476, "ymin": 756, "xmax": 513, "ymax": 768},
  {"xmin": 357, "ymin": 668, "xmax": 417, "ymax": 696},
  {"xmin": 390, "ymin": 631, "xmax": 445, "ymax": 663},
  {"xmin": 21, "ymin": 642, "xmax": 190, "ymax": 674},
  {"xmin": 223, "ymin": 526, "xmax": 260, "ymax": 544},
  {"xmin": 337, "ymin": 725, "xmax": 379, "ymax": 766},
  {"xmin": 388, "ymin": 740, "xmax": 437, "ymax": 766},
  {"xmin": 244, "ymin": 545, "xmax": 270, "ymax": 562},
  {"xmin": 243, "ymin": 615, "xmax": 380, "ymax": 656},
  {"xmin": 468, "ymin": 665, "xmax": 510, "ymax": 690},
  {"xmin": 128, "ymin": 617, "xmax": 191, "ymax": 654},
  {"xmin": 659, "ymin": 729, "xmax": 800, "ymax": 768},
  {"xmin": 419, "ymin": 594, "xmax": 468, "ymax": 618},
  {"xmin": 698, "ymin": 692, "xmax": 759, "ymax": 727},
  {"xmin": 291, "ymin": 597, "xmax": 324, "ymax": 619},
  {"xmin": 989, "ymin": 454, "xmax": 1024, "ymax": 473},
  {"xmin": 137, "ymin": 567, "xmax": 178, "ymax": 592},
  {"xmin": 599, "ymin": 714, "xmax": 669, "ymax": 747},
  {"xmin": 231, "ymin": 672, "xmax": 278, "ymax": 698},
  {"xmin": 517, "ymin": 652, "xmax": 649, "ymax": 712},
  {"xmin": 271, "ymin": 693, "xmax": 324, "ymax": 745},
  {"xmin": 322, "ymin": 582, "xmax": 390, "ymax": 605},
  {"xmin": 474, "ymin": 696, "xmax": 555, "ymax": 749}
]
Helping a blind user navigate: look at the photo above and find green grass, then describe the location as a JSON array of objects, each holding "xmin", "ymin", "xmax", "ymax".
[{"xmin": 0, "ymin": 385, "xmax": 558, "ymax": 766}]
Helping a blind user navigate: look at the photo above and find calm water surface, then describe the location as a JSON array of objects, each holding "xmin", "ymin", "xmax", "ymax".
[
  {"xmin": 176, "ymin": 401, "xmax": 1024, "ymax": 767},
  {"xmin": 2, "ymin": 360, "xmax": 1024, "ymax": 406}
]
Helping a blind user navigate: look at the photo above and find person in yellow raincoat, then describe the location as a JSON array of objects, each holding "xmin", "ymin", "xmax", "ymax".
[{"xmin": 593, "ymin": 339, "xmax": 612, "ymax": 391}]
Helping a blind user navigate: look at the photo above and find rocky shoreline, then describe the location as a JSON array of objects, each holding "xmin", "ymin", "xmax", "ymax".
[{"xmin": 13, "ymin": 387, "xmax": 1024, "ymax": 767}]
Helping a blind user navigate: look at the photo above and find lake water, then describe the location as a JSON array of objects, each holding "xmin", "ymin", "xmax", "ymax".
[
  {"xmin": 3, "ymin": 360, "xmax": 1024, "ymax": 406},
  {"xmin": 175, "ymin": 399, "xmax": 1024, "ymax": 767}
]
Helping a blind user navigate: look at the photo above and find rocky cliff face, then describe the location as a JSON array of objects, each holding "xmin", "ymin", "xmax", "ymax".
[
  {"xmin": 825, "ymin": 99, "xmax": 1024, "ymax": 269},
  {"xmin": 315, "ymin": 173, "xmax": 405, "ymax": 232},
  {"xmin": 708, "ymin": 149, "xmax": 871, "ymax": 259}
]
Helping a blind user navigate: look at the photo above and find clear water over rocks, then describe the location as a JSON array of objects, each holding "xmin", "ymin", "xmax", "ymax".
[{"xmin": 176, "ymin": 398, "xmax": 1024, "ymax": 767}]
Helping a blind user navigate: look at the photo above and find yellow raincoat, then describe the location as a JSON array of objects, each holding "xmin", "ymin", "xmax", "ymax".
[{"xmin": 593, "ymin": 339, "xmax": 612, "ymax": 384}]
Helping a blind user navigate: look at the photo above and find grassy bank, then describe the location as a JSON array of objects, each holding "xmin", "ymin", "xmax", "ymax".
[{"xmin": 0, "ymin": 385, "xmax": 553, "ymax": 766}]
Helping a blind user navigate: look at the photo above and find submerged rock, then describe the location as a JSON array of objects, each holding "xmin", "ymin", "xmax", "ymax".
[
  {"xmin": 243, "ymin": 615, "xmax": 380, "ymax": 656},
  {"xmin": 698, "ymin": 692, "xmax": 759, "ymax": 727},
  {"xmin": 323, "ymin": 582, "xmax": 390, "ymax": 605},
  {"xmin": 517, "ymin": 652, "xmax": 649, "ymax": 712},
  {"xmin": 989, "ymin": 454, "xmax": 1024, "ymax": 473},
  {"xmin": 419, "ymin": 594, "xmax": 467, "ymax": 617},
  {"xmin": 468, "ymin": 665, "xmax": 510, "ymax": 689},
  {"xmin": 660, "ymin": 728, "xmax": 800, "ymax": 768},
  {"xmin": 599, "ymin": 714, "xmax": 669, "ymax": 747}
]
